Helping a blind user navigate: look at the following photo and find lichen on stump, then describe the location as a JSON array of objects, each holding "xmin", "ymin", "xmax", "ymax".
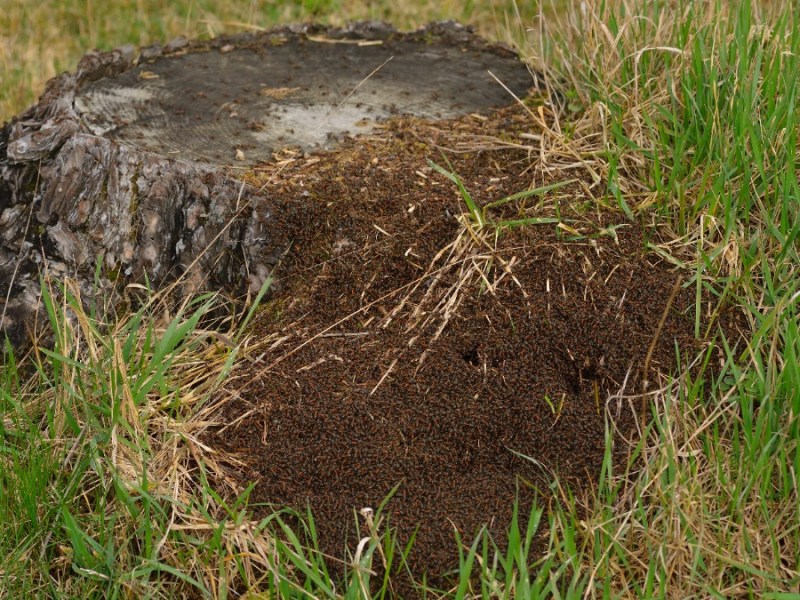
[{"xmin": 0, "ymin": 21, "xmax": 533, "ymax": 345}]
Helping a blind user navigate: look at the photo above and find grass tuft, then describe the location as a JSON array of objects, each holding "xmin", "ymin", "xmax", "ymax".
[{"xmin": 0, "ymin": 278, "xmax": 278, "ymax": 598}]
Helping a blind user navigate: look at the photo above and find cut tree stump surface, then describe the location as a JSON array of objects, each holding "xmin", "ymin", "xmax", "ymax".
[{"xmin": 75, "ymin": 27, "xmax": 532, "ymax": 165}]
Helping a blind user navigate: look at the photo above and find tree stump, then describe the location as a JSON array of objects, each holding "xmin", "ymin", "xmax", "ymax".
[{"xmin": 0, "ymin": 22, "xmax": 534, "ymax": 346}]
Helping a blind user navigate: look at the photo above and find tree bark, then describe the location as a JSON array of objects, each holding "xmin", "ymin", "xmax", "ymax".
[{"xmin": 0, "ymin": 21, "xmax": 533, "ymax": 347}]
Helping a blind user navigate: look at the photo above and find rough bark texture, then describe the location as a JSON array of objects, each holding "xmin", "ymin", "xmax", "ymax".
[{"xmin": 0, "ymin": 21, "xmax": 534, "ymax": 346}]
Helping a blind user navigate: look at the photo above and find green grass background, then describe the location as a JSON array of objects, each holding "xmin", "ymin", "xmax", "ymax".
[{"xmin": 1, "ymin": 0, "xmax": 799, "ymax": 598}]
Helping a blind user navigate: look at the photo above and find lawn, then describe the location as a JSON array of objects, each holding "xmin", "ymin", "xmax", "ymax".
[{"xmin": 1, "ymin": 0, "xmax": 798, "ymax": 598}]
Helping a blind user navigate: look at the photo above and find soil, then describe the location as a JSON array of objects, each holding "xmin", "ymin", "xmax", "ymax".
[{"xmin": 207, "ymin": 105, "xmax": 729, "ymax": 595}]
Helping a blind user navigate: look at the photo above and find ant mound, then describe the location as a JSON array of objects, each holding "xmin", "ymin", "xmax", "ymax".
[{"xmin": 208, "ymin": 107, "xmax": 729, "ymax": 592}]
